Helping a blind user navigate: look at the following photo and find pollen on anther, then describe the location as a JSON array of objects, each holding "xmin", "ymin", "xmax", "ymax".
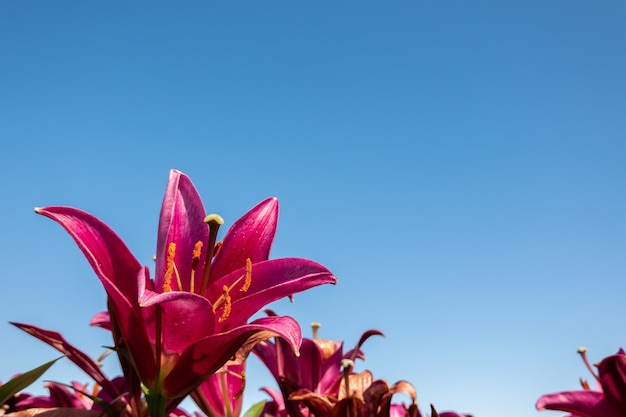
[
  {"xmin": 240, "ymin": 258, "xmax": 252, "ymax": 292},
  {"xmin": 214, "ymin": 241, "xmax": 223, "ymax": 256},
  {"xmin": 192, "ymin": 241, "xmax": 203, "ymax": 270},
  {"xmin": 163, "ymin": 242, "xmax": 177, "ymax": 292},
  {"xmin": 218, "ymin": 285, "xmax": 232, "ymax": 322}
]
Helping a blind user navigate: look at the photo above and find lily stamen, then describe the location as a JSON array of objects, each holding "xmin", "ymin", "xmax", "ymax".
[
  {"xmin": 209, "ymin": 260, "xmax": 251, "ymax": 317},
  {"xmin": 240, "ymin": 258, "xmax": 252, "ymax": 292},
  {"xmin": 216, "ymin": 285, "xmax": 232, "ymax": 322},
  {"xmin": 214, "ymin": 240, "xmax": 223, "ymax": 254},
  {"xmin": 579, "ymin": 377, "xmax": 590, "ymax": 390},
  {"xmin": 577, "ymin": 347, "xmax": 600, "ymax": 381},
  {"xmin": 190, "ymin": 241, "xmax": 204, "ymax": 293},
  {"xmin": 220, "ymin": 369, "xmax": 246, "ymax": 399},
  {"xmin": 173, "ymin": 263, "xmax": 183, "ymax": 292},
  {"xmin": 163, "ymin": 243, "xmax": 177, "ymax": 292}
]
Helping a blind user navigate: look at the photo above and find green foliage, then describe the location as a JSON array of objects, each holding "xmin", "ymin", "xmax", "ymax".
[
  {"xmin": 0, "ymin": 357, "xmax": 63, "ymax": 406},
  {"xmin": 242, "ymin": 400, "xmax": 267, "ymax": 417}
]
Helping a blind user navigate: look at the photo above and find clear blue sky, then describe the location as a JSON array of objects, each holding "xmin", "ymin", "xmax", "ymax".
[{"xmin": 1, "ymin": 2, "xmax": 625, "ymax": 417}]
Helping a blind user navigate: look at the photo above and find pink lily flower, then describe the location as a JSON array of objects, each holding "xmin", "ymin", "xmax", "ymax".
[
  {"xmin": 11, "ymin": 381, "xmax": 95, "ymax": 411},
  {"xmin": 35, "ymin": 170, "xmax": 337, "ymax": 413},
  {"xmin": 253, "ymin": 316, "xmax": 382, "ymax": 417},
  {"xmin": 536, "ymin": 348, "xmax": 626, "ymax": 417},
  {"xmin": 189, "ymin": 362, "xmax": 245, "ymax": 417}
]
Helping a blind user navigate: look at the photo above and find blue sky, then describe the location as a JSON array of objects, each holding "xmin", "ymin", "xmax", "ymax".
[{"xmin": 1, "ymin": 2, "xmax": 625, "ymax": 417}]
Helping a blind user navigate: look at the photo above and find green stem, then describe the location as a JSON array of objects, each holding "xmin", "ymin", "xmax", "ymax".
[{"xmin": 145, "ymin": 391, "xmax": 167, "ymax": 417}]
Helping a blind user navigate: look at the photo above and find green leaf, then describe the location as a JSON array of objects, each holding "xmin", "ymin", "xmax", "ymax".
[
  {"xmin": 0, "ymin": 356, "xmax": 64, "ymax": 405},
  {"xmin": 242, "ymin": 400, "xmax": 267, "ymax": 417}
]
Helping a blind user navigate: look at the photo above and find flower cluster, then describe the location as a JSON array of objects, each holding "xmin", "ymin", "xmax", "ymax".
[{"xmin": 1, "ymin": 170, "xmax": 471, "ymax": 417}]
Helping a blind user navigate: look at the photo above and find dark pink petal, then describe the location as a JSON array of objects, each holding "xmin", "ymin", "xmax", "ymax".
[
  {"xmin": 598, "ymin": 350, "xmax": 626, "ymax": 415},
  {"xmin": 208, "ymin": 258, "xmax": 337, "ymax": 332},
  {"xmin": 210, "ymin": 198, "xmax": 279, "ymax": 282},
  {"xmin": 13, "ymin": 397, "xmax": 56, "ymax": 411},
  {"xmin": 139, "ymin": 289, "xmax": 217, "ymax": 354},
  {"xmin": 99, "ymin": 267, "xmax": 158, "ymax": 386},
  {"xmin": 44, "ymin": 382, "xmax": 90, "ymax": 409},
  {"xmin": 190, "ymin": 362, "xmax": 245, "ymax": 417},
  {"xmin": 9, "ymin": 322, "xmax": 119, "ymax": 398},
  {"xmin": 35, "ymin": 207, "xmax": 156, "ymax": 384},
  {"xmin": 281, "ymin": 338, "xmax": 324, "ymax": 393},
  {"xmin": 260, "ymin": 386, "xmax": 285, "ymax": 410},
  {"xmin": 162, "ymin": 315, "xmax": 302, "ymax": 399},
  {"xmin": 439, "ymin": 413, "xmax": 474, "ymax": 417},
  {"xmin": 536, "ymin": 390, "xmax": 621, "ymax": 417},
  {"xmin": 317, "ymin": 342, "xmax": 346, "ymax": 396},
  {"xmin": 156, "ymin": 170, "xmax": 208, "ymax": 292},
  {"xmin": 35, "ymin": 206, "xmax": 141, "ymax": 303},
  {"xmin": 89, "ymin": 311, "xmax": 111, "ymax": 331},
  {"xmin": 390, "ymin": 404, "xmax": 412, "ymax": 417},
  {"xmin": 252, "ymin": 340, "xmax": 281, "ymax": 382}
]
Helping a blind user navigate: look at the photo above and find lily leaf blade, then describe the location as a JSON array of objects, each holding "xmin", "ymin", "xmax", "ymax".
[{"xmin": 0, "ymin": 357, "xmax": 63, "ymax": 406}]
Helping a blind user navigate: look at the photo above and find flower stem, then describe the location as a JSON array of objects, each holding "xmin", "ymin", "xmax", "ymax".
[{"xmin": 145, "ymin": 391, "xmax": 167, "ymax": 417}]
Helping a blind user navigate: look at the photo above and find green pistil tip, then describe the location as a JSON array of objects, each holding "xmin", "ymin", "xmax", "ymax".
[{"xmin": 204, "ymin": 214, "xmax": 224, "ymax": 225}]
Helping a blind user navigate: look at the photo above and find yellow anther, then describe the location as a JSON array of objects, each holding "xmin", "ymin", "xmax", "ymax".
[
  {"xmin": 214, "ymin": 240, "xmax": 223, "ymax": 255},
  {"xmin": 189, "ymin": 241, "xmax": 204, "ymax": 293},
  {"xmin": 580, "ymin": 378, "xmax": 590, "ymax": 390},
  {"xmin": 192, "ymin": 241, "xmax": 203, "ymax": 270},
  {"xmin": 163, "ymin": 242, "xmax": 177, "ymax": 292},
  {"xmin": 240, "ymin": 258, "xmax": 252, "ymax": 292},
  {"xmin": 218, "ymin": 285, "xmax": 232, "ymax": 322}
]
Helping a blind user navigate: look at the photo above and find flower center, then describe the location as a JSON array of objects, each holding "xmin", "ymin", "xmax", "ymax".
[{"xmin": 160, "ymin": 213, "xmax": 254, "ymax": 322}]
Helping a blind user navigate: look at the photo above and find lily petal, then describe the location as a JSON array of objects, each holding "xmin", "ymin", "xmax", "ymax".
[
  {"xmin": 190, "ymin": 362, "xmax": 245, "ymax": 417},
  {"xmin": 162, "ymin": 315, "xmax": 302, "ymax": 399},
  {"xmin": 536, "ymin": 390, "xmax": 621, "ymax": 417},
  {"xmin": 209, "ymin": 258, "xmax": 337, "ymax": 331},
  {"xmin": 598, "ymin": 350, "xmax": 626, "ymax": 416},
  {"xmin": 34, "ymin": 206, "xmax": 140, "ymax": 301},
  {"xmin": 139, "ymin": 289, "xmax": 217, "ymax": 354},
  {"xmin": 9, "ymin": 322, "xmax": 119, "ymax": 399},
  {"xmin": 210, "ymin": 197, "xmax": 279, "ymax": 282},
  {"xmin": 34, "ymin": 206, "xmax": 156, "ymax": 386},
  {"xmin": 156, "ymin": 170, "xmax": 208, "ymax": 292}
]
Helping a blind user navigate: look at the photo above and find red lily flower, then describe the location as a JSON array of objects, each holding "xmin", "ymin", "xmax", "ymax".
[
  {"xmin": 536, "ymin": 348, "xmax": 626, "ymax": 417},
  {"xmin": 35, "ymin": 170, "xmax": 337, "ymax": 413}
]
